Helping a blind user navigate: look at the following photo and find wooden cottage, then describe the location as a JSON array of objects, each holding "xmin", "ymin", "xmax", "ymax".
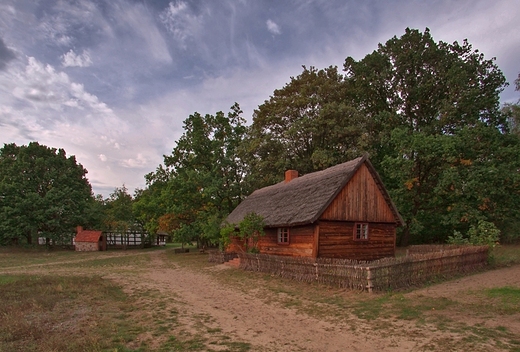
[
  {"xmin": 74, "ymin": 226, "xmax": 106, "ymax": 252},
  {"xmin": 225, "ymin": 155, "xmax": 404, "ymax": 261}
]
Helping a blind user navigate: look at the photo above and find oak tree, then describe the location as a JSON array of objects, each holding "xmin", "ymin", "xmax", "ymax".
[
  {"xmin": 344, "ymin": 28, "xmax": 516, "ymax": 244},
  {"xmin": 243, "ymin": 66, "xmax": 369, "ymax": 190},
  {"xmin": 0, "ymin": 142, "xmax": 93, "ymax": 245}
]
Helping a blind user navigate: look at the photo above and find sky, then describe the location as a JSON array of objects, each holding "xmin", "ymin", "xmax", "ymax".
[{"xmin": 1, "ymin": 0, "xmax": 519, "ymax": 198}]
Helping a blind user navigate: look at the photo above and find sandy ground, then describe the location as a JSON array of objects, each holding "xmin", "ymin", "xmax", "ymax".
[
  {"xmin": 114, "ymin": 251, "xmax": 520, "ymax": 351},
  {"xmin": 2, "ymin": 249, "xmax": 519, "ymax": 351}
]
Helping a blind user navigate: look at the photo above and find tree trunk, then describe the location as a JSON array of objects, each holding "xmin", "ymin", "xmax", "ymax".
[{"xmin": 399, "ymin": 224, "xmax": 411, "ymax": 247}]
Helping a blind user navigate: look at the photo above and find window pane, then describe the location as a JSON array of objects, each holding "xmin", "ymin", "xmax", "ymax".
[
  {"xmin": 355, "ymin": 223, "xmax": 368, "ymax": 240},
  {"xmin": 278, "ymin": 228, "xmax": 289, "ymax": 243}
]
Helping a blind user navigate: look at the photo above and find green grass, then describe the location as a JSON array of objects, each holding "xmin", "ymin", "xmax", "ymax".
[
  {"xmin": 165, "ymin": 249, "xmax": 213, "ymax": 269},
  {"xmin": 73, "ymin": 253, "xmax": 150, "ymax": 268},
  {"xmin": 484, "ymin": 286, "xmax": 520, "ymax": 314},
  {"xmin": 491, "ymin": 244, "xmax": 520, "ymax": 267}
]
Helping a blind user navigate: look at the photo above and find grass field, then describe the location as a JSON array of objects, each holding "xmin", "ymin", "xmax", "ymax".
[{"xmin": 0, "ymin": 244, "xmax": 519, "ymax": 351}]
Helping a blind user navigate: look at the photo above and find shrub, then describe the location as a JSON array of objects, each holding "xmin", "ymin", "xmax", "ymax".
[
  {"xmin": 220, "ymin": 212, "xmax": 265, "ymax": 252},
  {"xmin": 448, "ymin": 220, "xmax": 500, "ymax": 247}
]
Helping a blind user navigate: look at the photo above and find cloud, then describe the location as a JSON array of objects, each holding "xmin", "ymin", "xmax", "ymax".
[
  {"xmin": 266, "ymin": 19, "xmax": 281, "ymax": 35},
  {"xmin": 0, "ymin": 54, "xmax": 151, "ymax": 196},
  {"xmin": 61, "ymin": 49, "xmax": 92, "ymax": 67},
  {"xmin": 0, "ymin": 37, "xmax": 16, "ymax": 70},
  {"xmin": 7, "ymin": 57, "xmax": 117, "ymax": 127},
  {"xmin": 1, "ymin": 0, "xmax": 519, "ymax": 198},
  {"xmin": 120, "ymin": 153, "xmax": 148, "ymax": 168},
  {"xmin": 116, "ymin": 2, "xmax": 172, "ymax": 64},
  {"xmin": 159, "ymin": 1, "xmax": 204, "ymax": 49}
]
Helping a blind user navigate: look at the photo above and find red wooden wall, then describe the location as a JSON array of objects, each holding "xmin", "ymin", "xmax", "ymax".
[
  {"xmin": 317, "ymin": 221, "xmax": 395, "ymax": 260},
  {"xmin": 258, "ymin": 225, "xmax": 314, "ymax": 257},
  {"xmin": 321, "ymin": 163, "xmax": 395, "ymax": 223}
]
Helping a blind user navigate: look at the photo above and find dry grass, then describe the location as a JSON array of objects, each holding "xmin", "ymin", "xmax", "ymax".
[
  {"xmin": 0, "ymin": 274, "xmax": 136, "ymax": 352},
  {"xmin": 0, "ymin": 245, "xmax": 519, "ymax": 351},
  {"xmin": 0, "ymin": 249, "xmax": 251, "ymax": 352}
]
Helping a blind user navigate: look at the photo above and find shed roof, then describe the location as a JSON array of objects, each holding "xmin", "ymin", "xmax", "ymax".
[
  {"xmin": 75, "ymin": 230, "xmax": 102, "ymax": 243},
  {"xmin": 226, "ymin": 155, "xmax": 403, "ymax": 228}
]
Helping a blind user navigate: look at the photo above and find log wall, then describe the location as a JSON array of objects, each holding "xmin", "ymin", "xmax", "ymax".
[
  {"xmin": 318, "ymin": 221, "xmax": 395, "ymax": 260},
  {"xmin": 258, "ymin": 225, "xmax": 314, "ymax": 257}
]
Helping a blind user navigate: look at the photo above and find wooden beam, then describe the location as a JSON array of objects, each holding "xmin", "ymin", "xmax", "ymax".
[{"xmin": 312, "ymin": 223, "xmax": 320, "ymax": 258}]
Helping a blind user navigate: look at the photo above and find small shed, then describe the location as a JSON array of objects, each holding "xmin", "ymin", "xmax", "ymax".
[
  {"xmin": 74, "ymin": 226, "xmax": 106, "ymax": 251},
  {"xmin": 155, "ymin": 232, "xmax": 169, "ymax": 246},
  {"xmin": 225, "ymin": 155, "xmax": 404, "ymax": 261}
]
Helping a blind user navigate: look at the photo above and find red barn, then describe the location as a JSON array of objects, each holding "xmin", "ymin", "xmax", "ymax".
[{"xmin": 225, "ymin": 155, "xmax": 404, "ymax": 261}]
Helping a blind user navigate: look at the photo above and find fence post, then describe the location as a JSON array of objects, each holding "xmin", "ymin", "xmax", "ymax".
[{"xmin": 366, "ymin": 267, "xmax": 373, "ymax": 293}]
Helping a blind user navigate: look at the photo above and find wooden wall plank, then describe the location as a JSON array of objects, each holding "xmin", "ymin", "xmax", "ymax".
[
  {"xmin": 317, "ymin": 221, "xmax": 396, "ymax": 260},
  {"xmin": 257, "ymin": 225, "xmax": 316, "ymax": 257},
  {"xmin": 321, "ymin": 163, "xmax": 396, "ymax": 223}
]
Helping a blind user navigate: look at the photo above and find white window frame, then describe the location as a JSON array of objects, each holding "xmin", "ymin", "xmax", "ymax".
[
  {"xmin": 354, "ymin": 223, "xmax": 369, "ymax": 241},
  {"xmin": 277, "ymin": 227, "xmax": 290, "ymax": 244}
]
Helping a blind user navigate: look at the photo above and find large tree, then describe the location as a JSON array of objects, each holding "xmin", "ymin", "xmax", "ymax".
[
  {"xmin": 0, "ymin": 142, "xmax": 93, "ymax": 245},
  {"xmin": 343, "ymin": 28, "xmax": 517, "ymax": 244},
  {"xmin": 243, "ymin": 65, "xmax": 369, "ymax": 190},
  {"xmin": 103, "ymin": 185, "xmax": 138, "ymax": 233},
  {"xmin": 141, "ymin": 104, "xmax": 248, "ymax": 247},
  {"xmin": 242, "ymin": 28, "xmax": 519, "ymax": 245}
]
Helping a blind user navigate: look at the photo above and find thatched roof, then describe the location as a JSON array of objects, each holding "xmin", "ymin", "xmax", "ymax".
[{"xmin": 226, "ymin": 155, "xmax": 403, "ymax": 228}]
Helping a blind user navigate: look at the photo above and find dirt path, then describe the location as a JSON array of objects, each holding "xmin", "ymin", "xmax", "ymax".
[
  {"xmin": 107, "ymin": 251, "xmax": 416, "ymax": 351},
  {"xmin": 107, "ymin": 251, "xmax": 520, "ymax": 351},
  {"xmin": 2, "ymin": 249, "xmax": 519, "ymax": 351}
]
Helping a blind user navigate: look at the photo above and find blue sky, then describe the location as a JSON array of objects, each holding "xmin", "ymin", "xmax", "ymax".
[{"xmin": 1, "ymin": 0, "xmax": 519, "ymax": 197}]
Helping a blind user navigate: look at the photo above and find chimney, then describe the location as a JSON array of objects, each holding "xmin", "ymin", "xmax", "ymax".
[
  {"xmin": 76, "ymin": 226, "xmax": 83, "ymax": 234},
  {"xmin": 284, "ymin": 170, "xmax": 298, "ymax": 183}
]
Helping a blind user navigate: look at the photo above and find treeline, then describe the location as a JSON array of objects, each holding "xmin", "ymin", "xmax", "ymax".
[
  {"xmin": 1, "ymin": 28, "xmax": 519, "ymax": 247},
  {"xmin": 135, "ymin": 28, "xmax": 520, "ymax": 246},
  {"xmin": 0, "ymin": 141, "xmax": 144, "ymax": 246}
]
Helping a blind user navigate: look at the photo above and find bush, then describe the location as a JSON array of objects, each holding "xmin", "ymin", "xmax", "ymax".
[
  {"xmin": 448, "ymin": 220, "xmax": 500, "ymax": 247},
  {"xmin": 220, "ymin": 212, "xmax": 265, "ymax": 252}
]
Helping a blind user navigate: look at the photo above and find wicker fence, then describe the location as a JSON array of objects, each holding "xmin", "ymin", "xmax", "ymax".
[
  {"xmin": 233, "ymin": 245, "xmax": 489, "ymax": 292},
  {"xmin": 208, "ymin": 250, "xmax": 238, "ymax": 263}
]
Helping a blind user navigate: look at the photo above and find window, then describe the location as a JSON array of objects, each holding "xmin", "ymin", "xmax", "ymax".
[
  {"xmin": 277, "ymin": 228, "xmax": 289, "ymax": 244},
  {"xmin": 354, "ymin": 223, "xmax": 369, "ymax": 240}
]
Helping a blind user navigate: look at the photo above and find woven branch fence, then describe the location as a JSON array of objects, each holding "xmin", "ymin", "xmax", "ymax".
[
  {"xmin": 208, "ymin": 250, "xmax": 238, "ymax": 263},
  {"xmin": 232, "ymin": 245, "xmax": 489, "ymax": 292}
]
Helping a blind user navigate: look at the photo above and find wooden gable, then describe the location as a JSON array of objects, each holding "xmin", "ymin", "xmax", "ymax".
[{"xmin": 320, "ymin": 162, "xmax": 396, "ymax": 223}]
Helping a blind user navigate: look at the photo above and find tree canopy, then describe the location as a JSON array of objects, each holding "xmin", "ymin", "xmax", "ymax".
[
  {"xmin": 136, "ymin": 104, "xmax": 248, "ymax": 247},
  {"xmin": 123, "ymin": 29, "xmax": 520, "ymax": 247},
  {"xmin": 0, "ymin": 142, "xmax": 93, "ymax": 245},
  {"xmin": 5, "ymin": 30, "xmax": 512, "ymax": 248},
  {"xmin": 243, "ymin": 65, "xmax": 369, "ymax": 190},
  {"xmin": 129, "ymin": 29, "xmax": 520, "ymax": 245},
  {"xmin": 503, "ymin": 73, "xmax": 520, "ymax": 136},
  {"xmin": 240, "ymin": 28, "xmax": 520, "ymax": 245},
  {"xmin": 339, "ymin": 28, "xmax": 517, "ymax": 244}
]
